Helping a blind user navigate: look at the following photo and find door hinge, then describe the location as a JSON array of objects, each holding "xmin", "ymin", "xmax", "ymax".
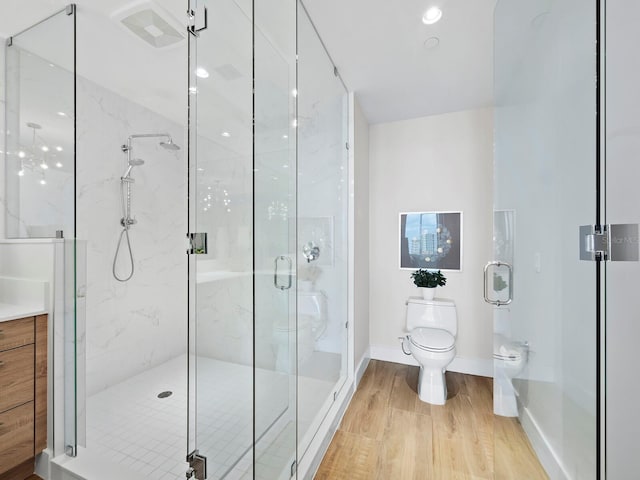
[
  {"xmin": 187, "ymin": 232, "xmax": 208, "ymax": 255},
  {"xmin": 188, "ymin": 3, "xmax": 208, "ymax": 36},
  {"xmin": 187, "ymin": 450, "xmax": 207, "ymax": 479},
  {"xmin": 580, "ymin": 224, "xmax": 639, "ymax": 261}
]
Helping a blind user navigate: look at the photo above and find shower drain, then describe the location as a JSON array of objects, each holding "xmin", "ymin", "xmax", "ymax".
[{"xmin": 157, "ymin": 391, "xmax": 173, "ymax": 399}]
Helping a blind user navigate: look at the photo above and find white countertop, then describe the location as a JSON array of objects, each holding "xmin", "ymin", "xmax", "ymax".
[{"xmin": 0, "ymin": 302, "xmax": 48, "ymax": 323}]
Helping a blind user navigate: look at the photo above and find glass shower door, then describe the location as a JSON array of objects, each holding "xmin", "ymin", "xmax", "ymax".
[
  {"xmin": 187, "ymin": 0, "xmax": 297, "ymax": 478},
  {"xmin": 187, "ymin": 0, "xmax": 255, "ymax": 478},
  {"xmin": 492, "ymin": 0, "xmax": 600, "ymax": 478}
]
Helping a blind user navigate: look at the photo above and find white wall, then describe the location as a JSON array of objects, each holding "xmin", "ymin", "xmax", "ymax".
[
  {"xmin": 368, "ymin": 108, "xmax": 494, "ymax": 375},
  {"xmin": 353, "ymin": 95, "xmax": 370, "ymax": 370},
  {"xmin": 606, "ymin": 0, "xmax": 640, "ymax": 477},
  {"xmin": 75, "ymin": 77, "xmax": 187, "ymax": 396}
]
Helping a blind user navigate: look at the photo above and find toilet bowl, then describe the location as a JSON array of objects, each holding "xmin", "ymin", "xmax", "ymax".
[
  {"xmin": 401, "ymin": 297, "xmax": 457, "ymax": 405},
  {"xmin": 493, "ymin": 336, "xmax": 528, "ymax": 417},
  {"xmin": 272, "ymin": 290, "xmax": 327, "ymax": 372}
]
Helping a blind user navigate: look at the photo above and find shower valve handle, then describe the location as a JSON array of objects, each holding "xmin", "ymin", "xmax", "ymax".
[{"xmin": 120, "ymin": 217, "xmax": 137, "ymax": 227}]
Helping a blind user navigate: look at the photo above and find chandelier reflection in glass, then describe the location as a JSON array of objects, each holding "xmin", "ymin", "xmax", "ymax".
[{"xmin": 16, "ymin": 122, "xmax": 52, "ymax": 185}]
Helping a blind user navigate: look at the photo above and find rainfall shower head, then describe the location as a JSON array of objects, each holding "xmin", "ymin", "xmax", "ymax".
[
  {"xmin": 123, "ymin": 158, "xmax": 145, "ymax": 178},
  {"xmin": 159, "ymin": 138, "xmax": 180, "ymax": 151}
]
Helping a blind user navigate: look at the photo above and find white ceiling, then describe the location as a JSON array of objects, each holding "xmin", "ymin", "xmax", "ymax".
[
  {"xmin": 303, "ymin": 0, "xmax": 497, "ymax": 124},
  {"xmin": 0, "ymin": 0, "xmax": 496, "ymax": 128}
]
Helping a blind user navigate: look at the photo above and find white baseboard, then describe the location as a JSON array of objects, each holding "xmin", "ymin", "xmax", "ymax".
[
  {"xmin": 518, "ymin": 399, "xmax": 569, "ymax": 480},
  {"xmin": 369, "ymin": 344, "xmax": 493, "ymax": 378},
  {"xmin": 355, "ymin": 349, "xmax": 371, "ymax": 387}
]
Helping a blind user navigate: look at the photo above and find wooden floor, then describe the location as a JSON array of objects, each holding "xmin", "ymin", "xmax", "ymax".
[{"xmin": 315, "ymin": 360, "xmax": 548, "ymax": 480}]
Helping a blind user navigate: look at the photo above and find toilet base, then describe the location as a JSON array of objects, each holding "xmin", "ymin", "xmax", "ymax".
[{"xmin": 418, "ymin": 367, "xmax": 447, "ymax": 405}]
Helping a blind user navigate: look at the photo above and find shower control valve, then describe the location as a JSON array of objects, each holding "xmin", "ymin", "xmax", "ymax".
[{"xmin": 121, "ymin": 217, "xmax": 137, "ymax": 227}]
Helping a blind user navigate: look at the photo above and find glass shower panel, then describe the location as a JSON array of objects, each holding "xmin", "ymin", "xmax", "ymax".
[
  {"xmin": 253, "ymin": 0, "xmax": 298, "ymax": 478},
  {"xmin": 493, "ymin": 0, "xmax": 598, "ymax": 478},
  {"xmin": 188, "ymin": 0, "xmax": 255, "ymax": 478},
  {"xmin": 4, "ymin": 7, "xmax": 75, "ymax": 239},
  {"xmin": 297, "ymin": 2, "xmax": 349, "ymax": 461}
]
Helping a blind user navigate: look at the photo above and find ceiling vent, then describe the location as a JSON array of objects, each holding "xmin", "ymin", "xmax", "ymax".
[{"xmin": 113, "ymin": 1, "xmax": 184, "ymax": 49}]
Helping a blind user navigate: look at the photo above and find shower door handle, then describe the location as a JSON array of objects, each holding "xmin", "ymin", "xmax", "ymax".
[
  {"xmin": 483, "ymin": 261, "xmax": 513, "ymax": 306},
  {"xmin": 274, "ymin": 255, "xmax": 292, "ymax": 290}
]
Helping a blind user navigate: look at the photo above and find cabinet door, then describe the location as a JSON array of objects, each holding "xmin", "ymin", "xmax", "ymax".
[
  {"xmin": 0, "ymin": 345, "xmax": 35, "ymax": 412},
  {"xmin": 0, "ymin": 402, "xmax": 34, "ymax": 473},
  {"xmin": 0, "ymin": 318, "xmax": 34, "ymax": 352}
]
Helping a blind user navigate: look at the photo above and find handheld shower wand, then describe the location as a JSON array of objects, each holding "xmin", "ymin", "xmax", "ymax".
[{"xmin": 112, "ymin": 133, "xmax": 180, "ymax": 282}]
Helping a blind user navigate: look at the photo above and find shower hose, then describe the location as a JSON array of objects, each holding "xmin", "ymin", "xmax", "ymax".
[{"xmin": 112, "ymin": 180, "xmax": 135, "ymax": 282}]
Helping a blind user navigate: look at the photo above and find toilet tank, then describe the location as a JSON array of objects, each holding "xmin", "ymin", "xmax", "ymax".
[{"xmin": 406, "ymin": 297, "xmax": 457, "ymax": 336}]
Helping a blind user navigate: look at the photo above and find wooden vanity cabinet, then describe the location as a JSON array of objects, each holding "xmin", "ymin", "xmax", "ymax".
[{"xmin": 0, "ymin": 314, "xmax": 47, "ymax": 480}]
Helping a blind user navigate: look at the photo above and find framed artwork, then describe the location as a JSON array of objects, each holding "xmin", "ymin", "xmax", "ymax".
[{"xmin": 399, "ymin": 211, "xmax": 463, "ymax": 271}]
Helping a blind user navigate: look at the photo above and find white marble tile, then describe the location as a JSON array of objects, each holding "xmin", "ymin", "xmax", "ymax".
[{"xmin": 75, "ymin": 77, "xmax": 187, "ymax": 396}]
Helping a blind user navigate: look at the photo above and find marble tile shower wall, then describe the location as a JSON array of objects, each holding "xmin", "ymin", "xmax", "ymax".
[{"xmin": 76, "ymin": 77, "xmax": 187, "ymax": 396}]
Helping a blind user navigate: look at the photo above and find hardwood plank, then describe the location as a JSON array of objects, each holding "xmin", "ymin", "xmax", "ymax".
[
  {"xmin": 0, "ymin": 344, "xmax": 35, "ymax": 412},
  {"xmin": 494, "ymin": 416, "xmax": 549, "ymax": 480},
  {"xmin": 0, "ymin": 317, "xmax": 34, "ymax": 352},
  {"xmin": 357, "ymin": 360, "xmax": 396, "ymax": 401},
  {"xmin": 339, "ymin": 386, "xmax": 388, "ymax": 440},
  {"xmin": 432, "ymin": 393, "xmax": 492, "ymax": 479},
  {"xmin": 317, "ymin": 361, "xmax": 548, "ymax": 480},
  {"xmin": 388, "ymin": 365, "xmax": 418, "ymax": 412},
  {"xmin": 34, "ymin": 315, "xmax": 47, "ymax": 454},
  {"xmin": 0, "ymin": 402, "xmax": 34, "ymax": 474},
  {"xmin": 375, "ymin": 408, "xmax": 433, "ymax": 480},
  {"xmin": 315, "ymin": 430, "xmax": 378, "ymax": 480}
]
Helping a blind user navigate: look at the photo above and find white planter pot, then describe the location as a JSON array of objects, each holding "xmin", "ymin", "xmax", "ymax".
[{"xmin": 421, "ymin": 287, "xmax": 436, "ymax": 300}]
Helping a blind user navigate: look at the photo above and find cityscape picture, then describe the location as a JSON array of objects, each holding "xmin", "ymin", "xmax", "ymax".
[{"xmin": 399, "ymin": 211, "xmax": 462, "ymax": 270}]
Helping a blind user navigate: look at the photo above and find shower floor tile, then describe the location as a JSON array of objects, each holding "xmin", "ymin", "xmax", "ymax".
[{"xmin": 84, "ymin": 354, "xmax": 336, "ymax": 479}]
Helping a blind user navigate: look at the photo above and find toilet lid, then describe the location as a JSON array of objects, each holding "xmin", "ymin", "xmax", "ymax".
[{"xmin": 410, "ymin": 327, "xmax": 455, "ymax": 352}]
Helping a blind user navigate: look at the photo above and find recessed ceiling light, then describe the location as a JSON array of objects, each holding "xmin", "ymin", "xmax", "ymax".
[
  {"xmin": 18, "ymin": 151, "xmax": 26, "ymax": 158},
  {"xmin": 56, "ymin": 162, "xmax": 63, "ymax": 168},
  {"xmin": 422, "ymin": 6, "xmax": 443, "ymax": 25},
  {"xmin": 56, "ymin": 146, "xmax": 63, "ymax": 152},
  {"xmin": 423, "ymin": 37, "xmax": 440, "ymax": 49},
  {"xmin": 40, "ymin": 178, "xmax": 47, "ymax": 185},
  {"xmin": 221, "ymin": 131, "xmax": 231, "ymax": 137},
  {"xmin": 282, "ymin": 134, "xmax": 288, "ymax": 139},
  {"xmin": 40, "ymin": 161, "xmax": 49, "ymax": 170},
  {"xmin": 18, "ymin": 169, "xmax": 25, "ymax": 177},
  {"xmin": 57, "ymin": 111, "xmax": 67, "ymax": 117},
  {"xmin": 41, "ymin": 146, "xmax": 49, "ymax": 152},
  {"xmin": 196, "ymin": 67, "xmax": 209, "ymax": 78}
]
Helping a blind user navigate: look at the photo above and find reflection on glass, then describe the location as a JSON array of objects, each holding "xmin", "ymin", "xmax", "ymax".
[
  {"xmin": 297, "ymin": 0, "xmax": 349, "ymax": 463},
  {"xmin": 494, "ymin": 0, "xmax": 597, "ymax": 477},
  {"xmin": 4, "ymin": 10, "xmax": 75, "ymax": 238}
]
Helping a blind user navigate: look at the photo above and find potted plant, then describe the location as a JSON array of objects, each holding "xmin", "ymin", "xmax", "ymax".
[{"xmin": 411, "ymin": 269, "xmax": 446, "ymax": 300}]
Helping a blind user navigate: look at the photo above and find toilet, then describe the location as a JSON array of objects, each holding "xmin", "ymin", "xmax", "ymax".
[
  {"xmin": 493, "ymin": 334, "xmax": 528, "ymax": 417},
  {"xmin": 401, "ymin": 297, "xmax": 457, "ymax": 405},
  {"xmin": 273, "ymin": 290, "xmax": 328, "ymax": 372}
]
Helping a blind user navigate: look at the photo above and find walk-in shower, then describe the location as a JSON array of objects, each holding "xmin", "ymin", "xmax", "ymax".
[{"xmin": 112, "ymin": 133, "xmax": 180, "ymax": 282}]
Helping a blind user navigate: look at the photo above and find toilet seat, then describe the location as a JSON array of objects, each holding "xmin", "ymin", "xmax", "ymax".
[
  {"xmin": 493, "ymin": 342, "xmax": 524, "ymax": 361},
  {"xmin": 409, "ymin": 327, "xmax": 455, "ymax": 352}
]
